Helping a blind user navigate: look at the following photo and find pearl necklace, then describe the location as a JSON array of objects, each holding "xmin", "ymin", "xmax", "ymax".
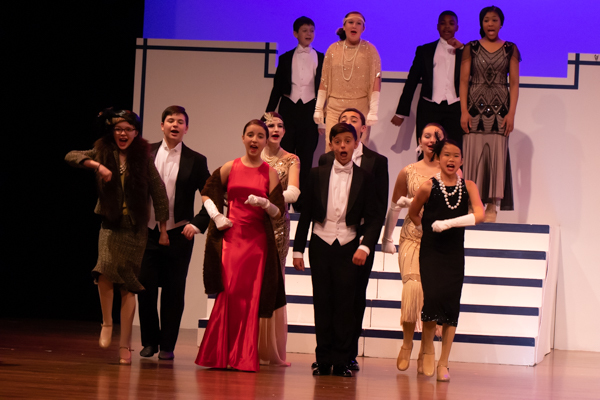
[
  {"xmin": 435, "ymin": 172, "xmax": 462, "ymax": 210},
  {"xmin": 341, "ymin": 39, "xmax": 361, "ymax": 81},
  {"xmin": 119, "ymin": 163, "xmax": 127, "ymax": 175},
  {"xmin": 261, "ymin": 147, "xmax": 283, "ymax": 166}
]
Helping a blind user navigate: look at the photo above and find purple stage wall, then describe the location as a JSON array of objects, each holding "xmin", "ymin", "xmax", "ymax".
[{"xmin": 143, "ymin": 0, "xmax": 598, "ymax": 78}]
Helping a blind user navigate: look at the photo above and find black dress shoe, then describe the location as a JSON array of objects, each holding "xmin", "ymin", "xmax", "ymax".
[
  {"xmin": 332, "ymin": 365, "xmax": 353, "ymax": 377},
  {"xmin": 348, "ymin": 359, "xmax": 360, "ymax": 371},
  {"xmin": 139, "ymin": 346, "xmax": 158, "ymax": 357},
  {"xmin": 312, "ymin": 364, "xmax": 331, "ymax": 376},
  {"xmin": 158, "ymin": 350, "xmax": 174, "ymax": 360},
  {"xmin": 311, "ymin": 361, "xmax": 319, "ymax": 369}
]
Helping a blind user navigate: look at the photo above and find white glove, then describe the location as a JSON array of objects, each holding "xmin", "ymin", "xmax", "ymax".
[
  {"xmin": 313, "ymin": 90, "xmax": 327, "ymax": 125},
  {"xmin": 203, "ymin": 198, "xmax": 233, "ymax": 229},
  {"xmin": 397, "ymin": 196, "xmax": 412, "ymax": 208},
  {"xmin": 366, "ymin": 91, "xmax": 380, "ymax": 126},
  {"xmin": 432, "ymin": 213, "xmax": 476, "ymax": 232},
  {"xmin": 381, "ymin": 202, "xmax": 401, "ymax": 254},
  {"xmin": 245, "ymin": 194, "xmax": 280, "ymax": 218},
  {"xmin": 283, "ymin": 185, "xmax": 300, "ymax": 204}
]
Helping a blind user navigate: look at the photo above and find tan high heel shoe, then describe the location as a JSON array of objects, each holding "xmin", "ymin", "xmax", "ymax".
[
  {"xmin": 422, "ymin": 353, "xmax": 435, "ymax": 377},
  {"xmin": 396, "ymin": 344, "xmax": 413, "ymax": 371},
  {"xmin": 99, "ymin": 324, "xmax": 112, "ymax": 349},
  {"xmin": 437, "ymin": 364, "xmax": 450, "ymax": 382},
  {"xmin": 119, "ymin": 347, "xmax": 132, "ymax": 365}
]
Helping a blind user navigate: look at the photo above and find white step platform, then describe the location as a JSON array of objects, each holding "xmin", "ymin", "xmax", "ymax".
[{"xmin": 198, "ymin": 213, "xmax": 558, "ymax": 366}]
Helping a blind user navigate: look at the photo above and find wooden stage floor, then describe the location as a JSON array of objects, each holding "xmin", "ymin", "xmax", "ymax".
[{"xmin": 1, "ymin": 319, "xmax": 598, "ymax": 399}]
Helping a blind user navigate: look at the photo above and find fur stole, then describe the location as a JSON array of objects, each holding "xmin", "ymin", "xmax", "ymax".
[{"xmin": 93, "ymin": 135, "xmax": 151, "ymax": 230}]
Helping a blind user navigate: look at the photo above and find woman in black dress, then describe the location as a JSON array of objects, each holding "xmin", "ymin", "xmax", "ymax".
[{"xmin": 408, "ymin": 139, "xmax": 484, "ymax": 381}]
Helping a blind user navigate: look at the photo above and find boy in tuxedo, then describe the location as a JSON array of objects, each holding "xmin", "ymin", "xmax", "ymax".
[
  {"xmin": 266, "ymin": 16, "xmax": 324, "ymax": 211},
  {"xmin": 293, "ymin": 123, "xmax": 380, "ymax": 377},
  {"xmin": 391, "ymin": 11, "xmax": 464, "ymax": 149},
  {"xmin": 317, "ymin": 108, "xmax": 388, "ymax": 371}
]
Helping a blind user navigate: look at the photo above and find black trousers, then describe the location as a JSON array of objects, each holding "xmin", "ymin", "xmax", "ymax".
[
  {"xmin": 349, "ymin": 250, "xmax": 375, "ymax": 360},
  {"xmin": 309, "ymin": 235, "xmax": 359, "ymax": 367},
  {"xmin": 138, "ymin": 225, "xmax": 194, "ymax": 352},
  {"xmin": 278, "ymin": 97, "xmax": 319, "ymax": 212},
  {"xmin": 416, "ymin": 98, "xmax": 463, "ymax": 151}
]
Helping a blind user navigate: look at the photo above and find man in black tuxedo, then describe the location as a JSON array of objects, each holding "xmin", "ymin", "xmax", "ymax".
[
  {"xmin": 293, "ymin": 123, "xmax": 381, "ymax": 377},
  {"xmin": 138, "ymin": 106, "xmax": 211, "ymax": 360},
  {"xmin": 391, "ymin": 11, "xmax": 464, "ymax": 149},
  {"xmin": 266, "ymin": 16, "xmax": 324, "ymax": 211},
  {"xmin": 317, "ymin": 108, "xmax": 388, "ymax": 371}
]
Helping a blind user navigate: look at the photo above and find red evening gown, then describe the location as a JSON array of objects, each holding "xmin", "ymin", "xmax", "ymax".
[{"xmin": 195, "ymin": 158, "xmax": 270, "ymax": 372}]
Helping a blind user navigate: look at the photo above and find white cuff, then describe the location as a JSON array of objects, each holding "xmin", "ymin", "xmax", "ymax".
[
  {"xmin": 358, "ymin": 244, "xmax": 370, "ymax": 256},
  {"xmin": 293, "ymin": 251, "xmax": 304, "ymax": 259}
]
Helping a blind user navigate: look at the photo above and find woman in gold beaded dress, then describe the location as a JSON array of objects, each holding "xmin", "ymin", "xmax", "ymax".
[
  {"xmin": 257, "ymin": 112, "xmax": 300, "ymax": 366},
  {"xmin": 65, "ymin": 109, "xmax": 169, "ymax": 365},
  {"xmin": 313, "ymin": 11, "xmax": 381, "ymax": 150},
  {"xmin": 380, "ymin": 123, "xmax": 447, "ymax": 373}
]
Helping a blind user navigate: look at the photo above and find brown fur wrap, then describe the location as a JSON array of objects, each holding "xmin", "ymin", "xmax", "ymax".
[
  {"xmin": 201, "ymin": 167, "xmax": 287, "ymax": 318},
  {"xmin": 94, "ymin": 135, "xmax": 151, "ymax": 230}
]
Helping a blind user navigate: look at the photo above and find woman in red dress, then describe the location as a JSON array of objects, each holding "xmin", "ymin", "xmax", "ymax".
[{"xmin": 195, "ymin": 120, "xmax": 286, "ymax": 372}]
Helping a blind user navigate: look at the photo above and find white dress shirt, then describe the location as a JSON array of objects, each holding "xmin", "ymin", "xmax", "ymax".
[
  {"xmin": 288, "ymin": 44, "xmax": 319, "ymax": 104},
  {"xmin": 430, "ymin": 37, "xmax": 459, "ymax": 105},
  {"xmin": 294, "ymin": 159, "xmax": 370, "ymax": 258},
  {"xmin": 148, "ymin": 139, "xmax": 189, "ymax": 231}
]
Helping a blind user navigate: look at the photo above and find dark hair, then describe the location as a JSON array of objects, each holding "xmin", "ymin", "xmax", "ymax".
[
  {"xmin": 98, "ymin": 107, "xmax": 142, "ymax": 139},
  {"xmin": 161, "ymin": 105, "xmax": 189, "ymax": 125},
  {"xmin": 479, "ymin": 6, "xmax": 504, "ymax": 38},
  {"xmin": 439, "ymin": 10, "xmax": 458, "ymax": 23},
  {"xmin": 329, "ymin": 122, "xmax": 357, "ymax": 142},
  {"xmin": 432, "ymin": 139, "xmax": 462, "ymax": 160},
  {"xmin": 339, "ymin": 108, "xmax": 365, "ymax": 125},
  {"xmin": 243, "ymin": 119, "xmax": 269, "ymax": 139},
  {"xmin": 421, "ymin": 122, "xmax": 448, "ymax": 142},
  {"xmin": 336, "ymin": 11, "xmax": 366, "ymax": 41},
  {"xmin": 261, "ymin": 111, "xmax": 285, "ymax": 129},
  {"xmin": 294, "ymin": 16, "xmax": 315, "ymax": 32}
]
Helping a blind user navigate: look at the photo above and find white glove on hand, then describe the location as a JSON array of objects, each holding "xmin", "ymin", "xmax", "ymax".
[
  {"xmin": 203, "ymin": 198, "xmax": 233, "ymax": 229},
  {"xmin": 283, "ymin": 185, "xmax": 300, "ymax": 204},
  {"xmin": 397, "ymin": 196, "xmax": 412, "ymax": 208},
  {"xmin": 381, "ymin": 202, "xmax": 402, "ymax": 254},
  {"xmin": 313, "ymin": 90, "xmax": 327, "ymax": 125},
  {"xmin": 366, "ymin": 91, "xmax": 380, "ymax": 126},
  {"xmin": 245, "ymin": 195, "xmax": 280, "ymax": 218},
  {"xmin": 432, "ymin": 213, "xmax": 476, "ymax": 232}
]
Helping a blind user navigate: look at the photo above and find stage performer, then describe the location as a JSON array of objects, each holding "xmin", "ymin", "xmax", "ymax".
[
  {"xmin": 391, "ymin": 11, "xmax": 464, "ymax": 150},
  {"xmin": 293, "ymin": 123, "xmax": 380, "ymax": 377},
  {"xmin": 265, "ymin": 16, "xmax": 324, "ymax": 212},
  {"xmin": 381, "ymin": 123, "xmax": 447, "ymax": 372},
  {"xmin": 460, "ymin": 5, "xmax": 520, "ymax": 222},
  {"xmin": 408, "ymin": 139, "xmax": 484, "ymax": 381},
  {"xmin": 65, "ymin": 108, "xmax": 169, "ymax": 365},
  {"xmin": 314, "ymin": 11, "xmax": 381, "ymax": 150},
  {"xmin": 195, "ymin": 119, "xmax": 286, "ymax": 372},
  {"xmin": 257, "ymin": 112, "xmax": 301, "ymax": 366},
  {"xmin": 138, "ymin": 106, "xmax": 211, "ymax": 361},
  {"xmin": 315, "ymin": 108, "xmax": 388, "ymax": 372}
]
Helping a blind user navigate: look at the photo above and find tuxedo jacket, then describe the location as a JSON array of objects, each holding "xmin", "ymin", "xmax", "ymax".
[
  {"xmin": 318, "ymin": 147, "xmax": 388, "ymax": 231},
  {"xmin": 150, "ymin": 142, "xmax": 211, "ymax": 233},
  {"xmin": 395, "ymin": 40, "xmax": 463, "ymax": 116},
  {"xmin": 266, "ymin": 47, "xmax": 325, "ymax": 112},
  {"xmin": 293, "ymin": 159, "xmax": 380, "ymax": 255}
]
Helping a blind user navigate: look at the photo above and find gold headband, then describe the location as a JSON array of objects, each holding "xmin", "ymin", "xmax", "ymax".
[{"xmin": 263, "ymin": 112, "xmax": 274, "ymax": 125}]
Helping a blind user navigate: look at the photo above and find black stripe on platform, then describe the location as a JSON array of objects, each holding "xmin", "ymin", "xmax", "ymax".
[
  {"xmin": 284, "ymin": 266, "xmax": 543, "ymax": 287},
  {"xmin": 197, "ymin": 321, "xmax": 536, "ymax": 347}
]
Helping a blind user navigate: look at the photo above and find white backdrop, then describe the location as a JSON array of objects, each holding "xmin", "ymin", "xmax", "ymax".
[{"xmin": 133, "ymin": 39, "xmax": 600, "ymax": 352}]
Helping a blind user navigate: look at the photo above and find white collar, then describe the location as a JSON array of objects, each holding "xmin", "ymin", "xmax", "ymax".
[{"xmin": 161, "ymin": 139, "xmax": 183, "ymax": 152}]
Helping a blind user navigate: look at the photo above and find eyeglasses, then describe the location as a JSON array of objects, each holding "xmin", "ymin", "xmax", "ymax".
[{"xmin": 114, "ymin": 127, "xmax": 136, "ymax": 134}]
